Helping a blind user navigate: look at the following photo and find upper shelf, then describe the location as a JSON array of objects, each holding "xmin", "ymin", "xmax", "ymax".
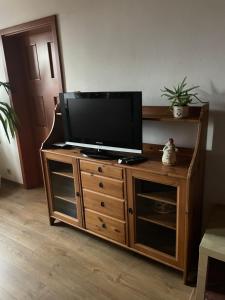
[
  {"xmin": 54, "ymin": 106, "xmax": 203, "ymax": 122},
  {"xmin": 142, "ymin": 106, "xmax": 202, "ymax": 123}
]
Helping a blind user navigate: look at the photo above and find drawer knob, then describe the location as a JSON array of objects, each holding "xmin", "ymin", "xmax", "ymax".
[
  {"xmin": 100, "ymin": 201, "xmax": 105, "ymax": 207},
  {"xmin": 101, "ymin": 223, "xmax": 106, "ymax": 229},
  {"xmin": 128, "ymin": 208, "xmax": 133, "ymax": 214},
  {"xmin": 98, "ymin": 167, "xmax": 103, "ymax": 173},
  {"xmin": 99, "ymin": 182, "xmax": 104, "ymax": 188}
]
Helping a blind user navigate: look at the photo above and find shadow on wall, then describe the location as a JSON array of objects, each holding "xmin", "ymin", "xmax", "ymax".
[{"xmin": 202, "ymin": 82, "xmax": 225, "ymax": 223}]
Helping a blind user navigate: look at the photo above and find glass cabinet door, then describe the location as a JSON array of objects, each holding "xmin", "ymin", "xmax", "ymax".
[
  {"xmin": 134, "ymin": 179, "xmax": 177, "ymax": 257},
  {"xmin": 127, "ymin": 170, "xmax": 185, "ymax": 269},
  {"xmin": 45, "ymin": 156, "xmax": 82, "ymax": 227}
]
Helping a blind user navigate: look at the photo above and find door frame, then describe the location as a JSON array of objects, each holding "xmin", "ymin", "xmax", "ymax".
[{"xmin": 0, "ymin": 15, "xmax": 64, "ymax": 188}]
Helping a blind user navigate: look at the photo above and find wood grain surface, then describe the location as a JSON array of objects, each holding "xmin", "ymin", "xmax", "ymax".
[{"xmin": 0, "ymin": 180, "xmax": 192, "ymax": 300}]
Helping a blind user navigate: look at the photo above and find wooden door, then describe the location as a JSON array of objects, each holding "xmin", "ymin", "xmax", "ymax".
[
  {"xmin": 21, "ymin": 28, "xmax": 60, "ymax": 184},
  {"xmin": 23, "ymin": 28, "xmax": 59, "ymax": 141},
  {"xmin": 127, "ymin": 169, "xmax": 186, "ymax": 270},
  {"xmin": 1, "ymin": 16, "xmax": 63, "ymax": 188}
]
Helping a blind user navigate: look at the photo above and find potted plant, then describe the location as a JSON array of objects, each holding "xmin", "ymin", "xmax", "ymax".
[
  {"xmin": 161, "ymin": 77, "xmax": 204, "ymax": 118},
  {"xmin": 0, "ymin": 81, "xmax": 17, "ymax": 142}
]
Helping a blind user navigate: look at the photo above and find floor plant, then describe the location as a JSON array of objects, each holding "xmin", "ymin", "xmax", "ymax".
[{"xmin": 0, "ymin": 81, "xmax": 17, "ymax": 142}]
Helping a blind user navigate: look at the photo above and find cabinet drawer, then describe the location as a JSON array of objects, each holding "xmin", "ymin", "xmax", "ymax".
[
  {"xmin": 85, "ymin": 209, "xmax": 126, "ymax": 244},
  {"xmin": 80, "ymin": 160, "xmax": 123, "ymax": 180},
  {"xmin": 83, "ymin": 189, "xmax": 125, "ymax": 220},
  {"xmin": 81, "ymin": 172, "xmax": 124, "ymax": 199}
]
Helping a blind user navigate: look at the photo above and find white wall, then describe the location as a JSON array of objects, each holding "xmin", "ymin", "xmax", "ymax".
[
  {"xmin": 0, "ymin": 65, "xmax": 23, "ymax": 183},
  {"xmin": 0, "ymin": 0, "xmax": 224, "ymax": 210}
]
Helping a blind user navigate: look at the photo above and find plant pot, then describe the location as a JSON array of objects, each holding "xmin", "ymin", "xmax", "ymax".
[{"xmin": 173, "ymin": 106, "xmax": 189, "ymax": 119}]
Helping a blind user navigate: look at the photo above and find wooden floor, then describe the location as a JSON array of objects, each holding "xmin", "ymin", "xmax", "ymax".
[{"xmin": 0, "ymin": 180, "xmax": 193, "ymax": 300}]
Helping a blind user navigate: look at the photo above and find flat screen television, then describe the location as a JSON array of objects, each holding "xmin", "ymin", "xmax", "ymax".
[{"xmin": 59, "ymin": 91, "xmax": 142, "ymax": 159}]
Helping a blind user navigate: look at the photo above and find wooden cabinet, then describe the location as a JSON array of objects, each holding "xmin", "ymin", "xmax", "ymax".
[
  {"xmin": 42, "ymin": 152, "xmax": 83, "ymax": 227},
  {"xmin": 80, "ymin": 161, "xmax": 127, "ymax": 244},
  {"xmin": 80, "ymin": 160, "xmax": 123, "ymax": 179},
  {"xmin": 81, "ymin": 172, "xmax": 124, "ymax": 198},
  {"xmin": 83, "ymin": 189, "xmax": 125, "ymax": 220},
  {"xmin": 127, "ymin": 169, "xmax": 186, "ymax": 270},
  {"xmin": 85, "ymin": 209, "xmax": 126, "ymax": 244},
  {"xmin": 41, "ymin": 104, "xmax": 209, "ymax": 284}
]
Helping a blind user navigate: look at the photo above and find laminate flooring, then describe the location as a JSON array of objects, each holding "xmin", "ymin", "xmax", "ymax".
[{"xmin": 0, "ymin": 180, "xmax": 193, "ymax": 300}]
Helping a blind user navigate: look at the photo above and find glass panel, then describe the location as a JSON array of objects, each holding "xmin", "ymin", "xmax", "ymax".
[
  {"xmin": 135, "ymin": 178, "xmax": 177, "ymax": 257},
  {"xmin": 53, "ymin": 197, "xmax": 77, "ymax": 218},
  {"xmin": 48, "ymin": 159, "xmax": 77, "ymax": 219},
  {"xmin": 48, "ymin": 160, "xmax": 73, "ymax": 177},
  {"xmin": 136, "ymin": 197, "xmax": 176, "ymax": 230},
  {"xmin": 51, "ymin": 174, "xmax": 76, "ymax": 202},
  {"xmin": 136, "ymin": 220, "xmax": 176, "ymax": 256},
  {"xmin": 136, "ymin": 180, "xmax": 177, "ymax": 205}
]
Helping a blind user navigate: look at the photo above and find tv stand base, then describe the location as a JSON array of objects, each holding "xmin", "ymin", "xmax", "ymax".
[{"xmin": 80, "ymin": 148, "xmax": 122, "ymax": 160}]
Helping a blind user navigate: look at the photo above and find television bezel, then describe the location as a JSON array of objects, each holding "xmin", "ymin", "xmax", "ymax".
[{"xmin": 59, "ymin": 91, "xmax": 143, "ymax": 154}]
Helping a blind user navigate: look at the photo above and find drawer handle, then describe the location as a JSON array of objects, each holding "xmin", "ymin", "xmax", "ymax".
[
  {"xmin": 128, "ymin": 208, "xmax": 133, "ymax": 214},
  {"xmin": 99, "ymin": 182, "xmax": 104, "ymax": 188},
  {"xmin": 100, "ymin": 201, "xmax": 105, "ymax": 207},
  {"xmin": 98, "ymin": 167, "xmax": 103, "ymax": 173},
  {"xmin": 101, "ymin": 223, "xmax": 106, "ymax": 229}
]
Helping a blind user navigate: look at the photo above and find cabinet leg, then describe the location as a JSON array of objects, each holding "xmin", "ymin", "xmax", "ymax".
[{"xmin": 49, "ymin": 217, "xmax": 55, "ymax": 226}]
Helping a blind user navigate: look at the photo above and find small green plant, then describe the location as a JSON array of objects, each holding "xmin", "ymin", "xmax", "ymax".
[
  {"xmin": 161, "ymin": 77, "xmax": 204, "ymax": 108},
  {"xmin": 0, "ymin": 81, "xmax": 17, "ymax": 142}
]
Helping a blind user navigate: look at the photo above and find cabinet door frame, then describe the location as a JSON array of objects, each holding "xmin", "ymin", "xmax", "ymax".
[
  {"xmin": 42, "ymin": 152, "xmax": 83, "ymax": 227},
  {"xmin": 126, "ymin": 169, "xmax": 186, "ymax": 270}
]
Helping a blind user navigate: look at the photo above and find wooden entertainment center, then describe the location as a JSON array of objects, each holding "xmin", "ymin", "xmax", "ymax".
[{"xmin": 41, "ymin": 105, "xmax": 208, "ymax": 283}]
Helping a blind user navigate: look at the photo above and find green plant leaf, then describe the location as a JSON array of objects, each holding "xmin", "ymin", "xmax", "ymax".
[
  {"xmin": 161, "ymin": 76, "xmax": 207, "ymax": 107},
  {"xmin": 162, "ymin": 87, "xmax": 177, "ymax": 95},
  {"xmin": 0, "ymin": 82, "xmax": 18, "ymax": 142},
  {"xmin": 182, "ymin": 86, "xmax": 199, "ymax": 93},
  {"xmin": 0, "ymin": 81, "xmax": 10, "ymax": 94},
  {"xmin": 0, "ymin": 112, "xmax": 10, "ymax": 142}
]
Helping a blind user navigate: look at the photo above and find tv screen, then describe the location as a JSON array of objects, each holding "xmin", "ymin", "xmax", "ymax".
[{"xmin": 59, "ymin": 92, "xmax": 142, "ymax": 156}]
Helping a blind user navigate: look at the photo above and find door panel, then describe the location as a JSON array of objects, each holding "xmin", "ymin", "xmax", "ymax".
[
  {"xmin": 127, "ymin": 169, "xmax": 186, "ymax": 270},
  {"xmin": 23, "ymin": 28, "xmax": 59, "ymax": 141},
  {"xmin": 1, "ymin": 16, "xmax": 63, "ymax": 188}
]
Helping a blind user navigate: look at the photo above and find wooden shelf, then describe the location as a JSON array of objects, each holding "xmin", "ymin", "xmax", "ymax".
[
  {"xmin": 142, "ymin": 106, "xmax": 200, "ymax": 123},
  {"xmin": 54, "ymin": 195, "xmax": 76, "ymax": 204},
  {"xmin": 51, "ymin": 170, "xmax": 74, "ymax": 179},
  {"xmin": 143, "ymin": 114, "xmax": 199, "ymax": 123},
  {"xmin": 137, "ymin": 191, "xmax": 177, "ymax": 206},
  {"xmin": 137, "ymin": 212, "xmax": 176, "ymax": 230}
]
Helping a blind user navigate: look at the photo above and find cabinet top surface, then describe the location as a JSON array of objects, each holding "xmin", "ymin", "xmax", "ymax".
[{"xmin": 42, "ymin": 148, "xmax": 190, "ymax": 179}]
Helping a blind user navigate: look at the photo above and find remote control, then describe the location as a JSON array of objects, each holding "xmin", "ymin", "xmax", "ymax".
[{"xmin": 118, "ymin": 156, "xmax": 147, "ymax": 165}]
